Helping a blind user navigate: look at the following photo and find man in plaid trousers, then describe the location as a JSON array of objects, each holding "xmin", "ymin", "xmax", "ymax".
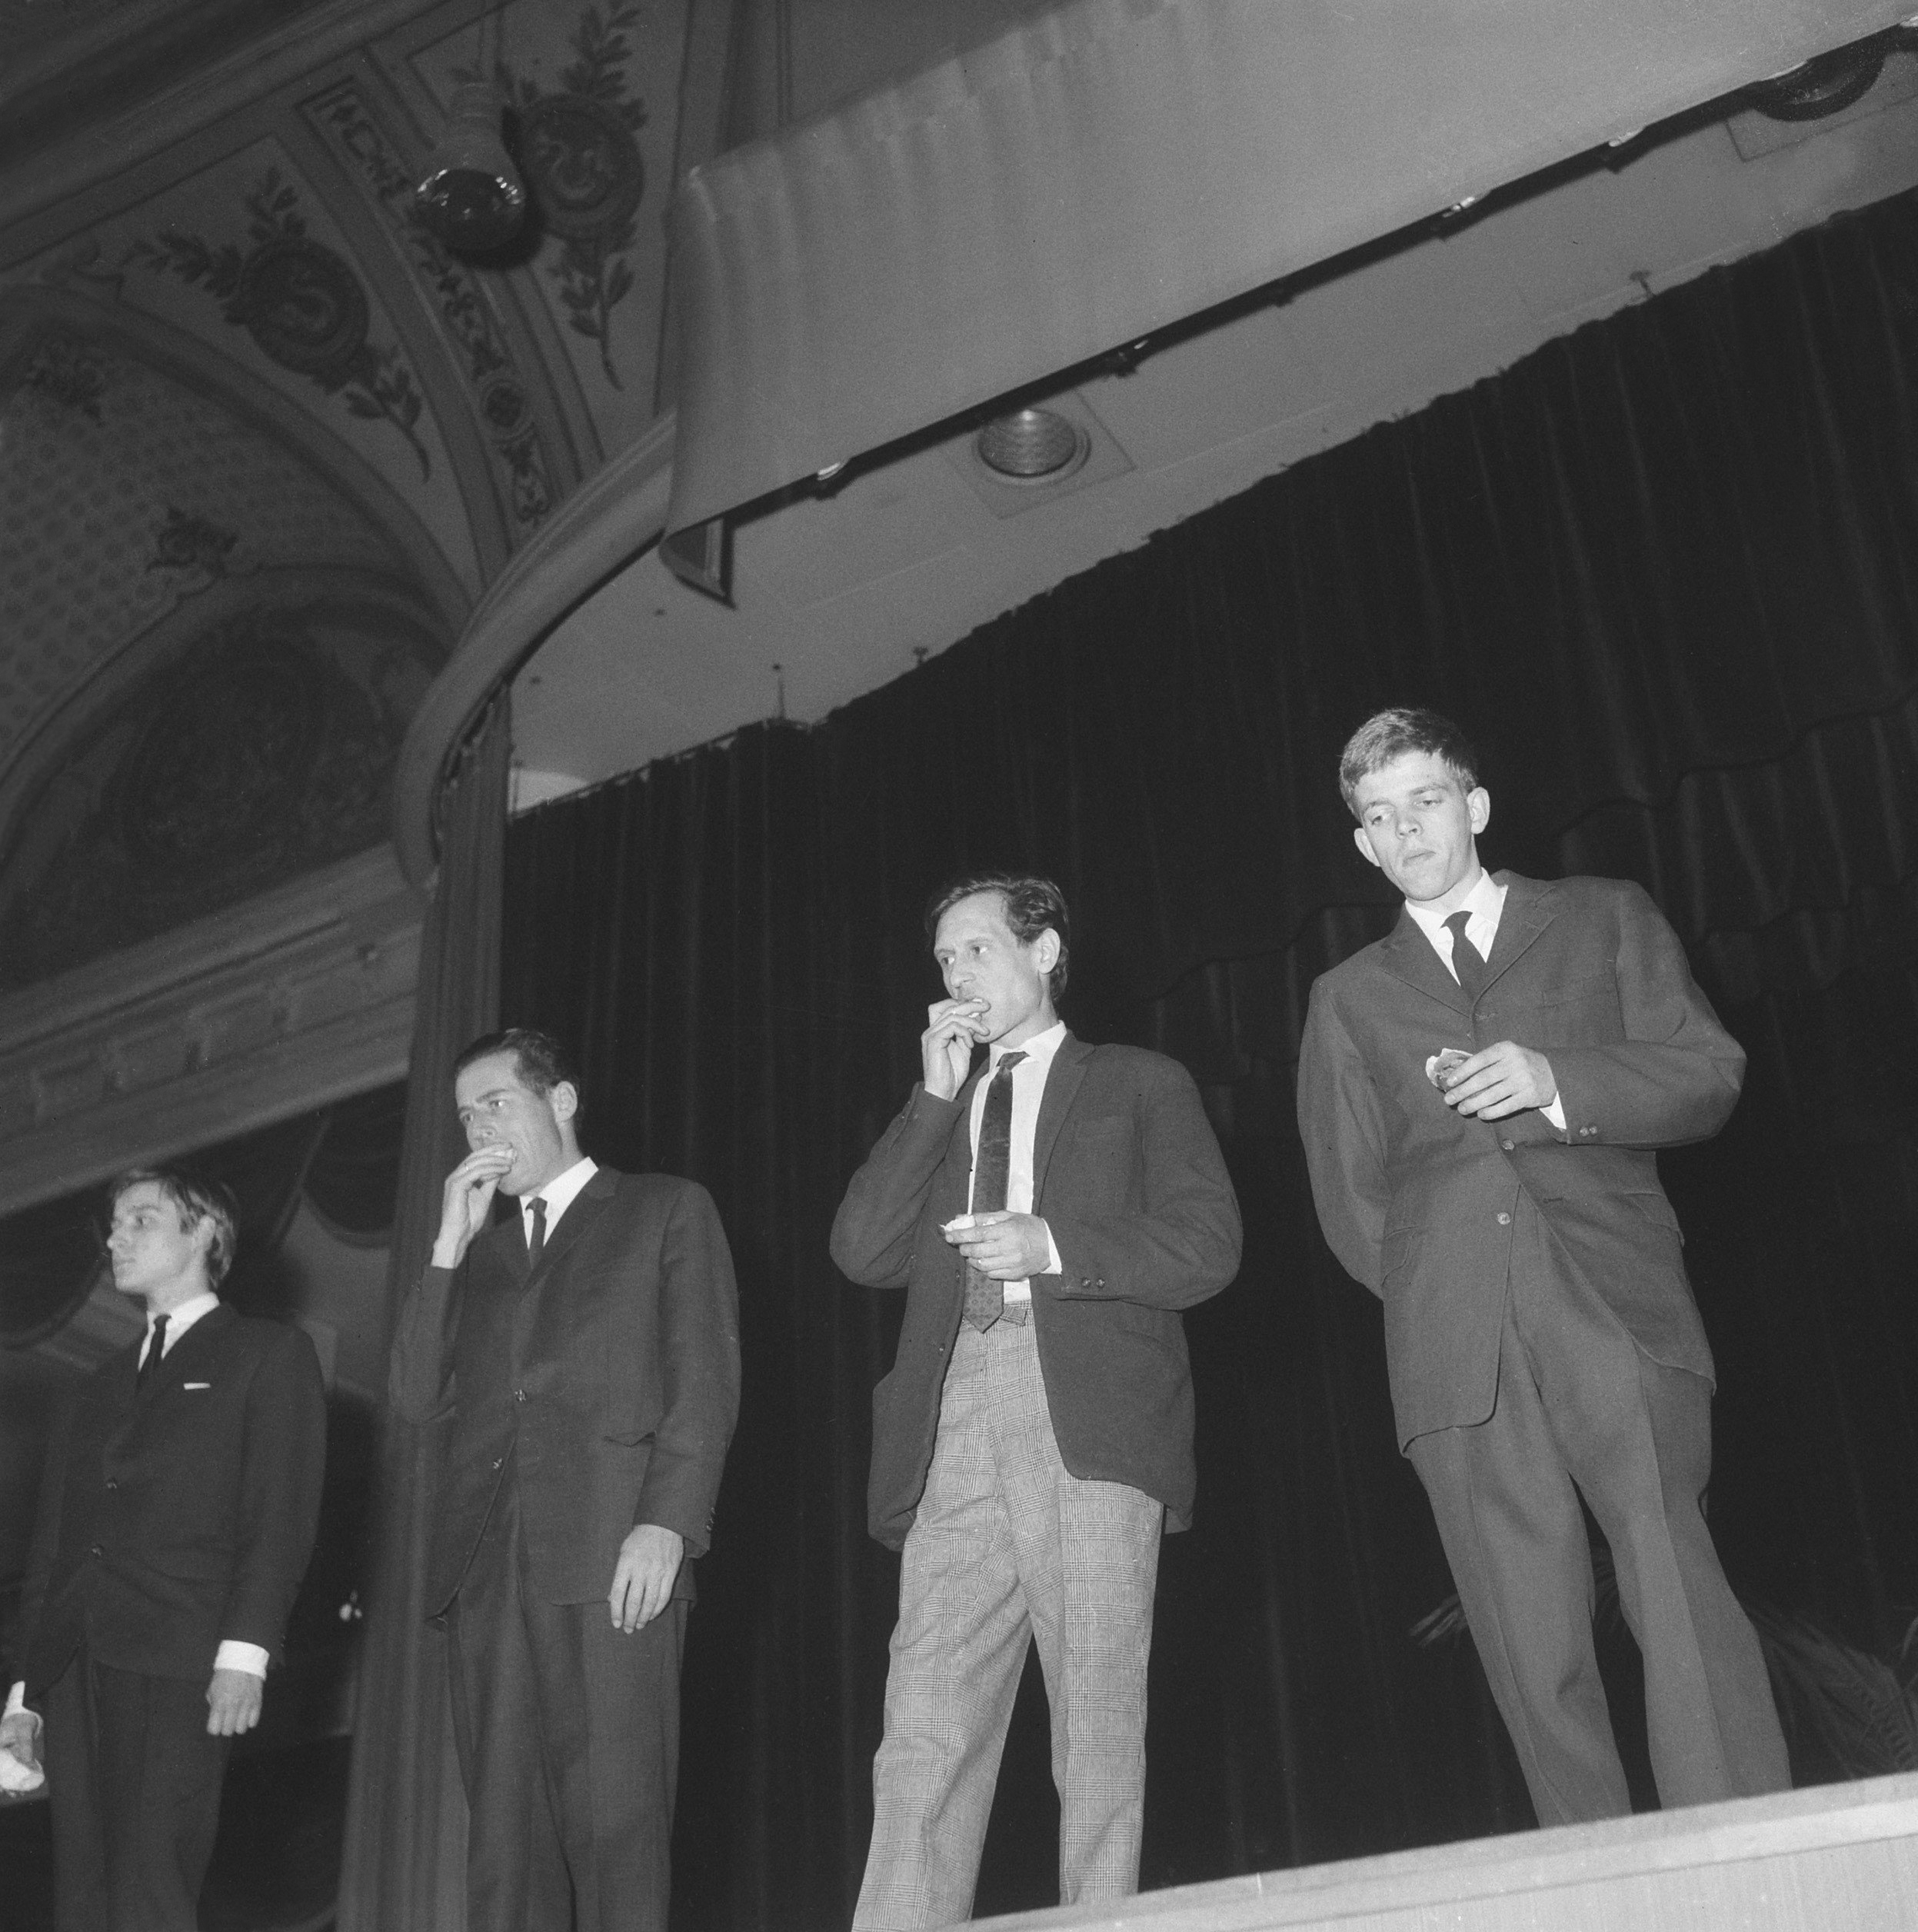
[{"xmin": 832, "ymin": 873, "xmax": 1241, "ymax": 1928}]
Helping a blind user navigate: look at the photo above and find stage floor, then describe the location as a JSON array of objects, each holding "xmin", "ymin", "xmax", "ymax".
[{"xmin": 980, "ymin": 1773, "xmax": 1918, "ymax": 1932}]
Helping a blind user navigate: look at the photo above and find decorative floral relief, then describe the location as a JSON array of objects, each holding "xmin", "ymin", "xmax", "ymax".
[
  {"xmin": 311, "ymin": 85, "xmax": 555, "ymax": 528},
  {"xmin": 469, "ymin": 3, "xmax": 648, "ymax": 391},
  {"xmin": 147, "ymin": 508, "xmax": 240, "ymax": 579},
  {"xmin": 24, "ymin": 334, "xmax": 108, "ymax": 421},
  {"xmin": 124, "ymin": 170, "xmax": 432, "ymax": 479},
  {"xmin": 0, "ymin": 601, "xmax": 440, "ymax": 992}
]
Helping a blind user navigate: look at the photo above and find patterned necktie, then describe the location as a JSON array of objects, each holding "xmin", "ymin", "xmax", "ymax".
[
  {"xmin": 525, "ymin": 1195, "xmax": 548, "ymax": 1267},
  {"xmin": 962, "ymin": 1051, "xmax": 1027, "ymax": 1332},
  {"xmin": 1444, "ymin": 909, "xmax": 1490, "ymax": 1001},
  {"xmin": 138, "ymin": 1312, "xmax": 170, "ymax": 1390}
]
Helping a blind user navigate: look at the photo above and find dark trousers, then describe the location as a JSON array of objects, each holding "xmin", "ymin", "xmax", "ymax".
[
  {"xmin": 446, "ymin": 1472, "xmax": 686, "ymax": 1932},
  {"xmin": 41, "ymin": 1650, "xmax": 231, "ymax": 1932},
  {"xmin": 1407, "ymin": 1194, "xmax": 1790, "ymax": 1827}
]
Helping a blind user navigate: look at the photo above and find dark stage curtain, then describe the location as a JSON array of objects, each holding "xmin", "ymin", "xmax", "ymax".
[
  {"xmin": 340, "ymin": 695, "xmax": 510, "ymax": 1932},
  {"xmin": 501, "ymin": 187, "xmax": 1918, "ymax": 1924}
]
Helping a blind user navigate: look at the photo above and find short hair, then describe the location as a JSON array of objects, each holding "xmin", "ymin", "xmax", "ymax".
[
  {"xmin": 108, "ymin": 1168, "xmax": 239, "ymax": 1289},
  {"xmin": 1337, "ymin": 707, "xmax": 1480, "ymax": 819},
  {"xmin": 454, "ymin": 1027, "xmax": 581, "ymax": 1103},
  {"xmin": 924, "ymin": 872, "xmax": 1071, "ymax": 998}
]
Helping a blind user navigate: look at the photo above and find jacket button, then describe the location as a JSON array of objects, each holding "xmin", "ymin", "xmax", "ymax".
[
  {"xmin": 1500, "ymin": 1140, "xmax": 1515, "ymax": 1152},
  {"xmin": 1496, "ymin": 1212, "xmax": 1511, "ymax": 1226},
  {"xmin": 89, "ymin": 1544, "xmax": 103, "ymax": 1558},
  {"xmin": 491, "ymin": 1457, "xmax": 504, "ymax": 1471},
  {"xmin": 104, "ymin": 1477, "xmax": 118, "ymax": 1491},
  {"xmin": 514, "ymin": 1388, "xmax": 528, "ymax": 1404}
]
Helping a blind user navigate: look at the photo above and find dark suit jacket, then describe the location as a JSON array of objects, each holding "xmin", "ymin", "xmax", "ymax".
[
  {"xmin": 832, "ymin": 1034, "xmax": 1241, "ymax": 1548},
  {"xmin": 20, "ymin": 1305, "xmax": 327, "ymax": 1698},
  {"xmin": 1297, "ymin": 872, "xmax": 1744, "ymax": 1449},
  {"xmin": 389, "ymin": 1167, "xmax": 741, "ymax": 1617}
]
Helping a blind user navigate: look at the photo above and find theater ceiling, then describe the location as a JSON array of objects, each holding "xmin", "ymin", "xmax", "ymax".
[{"xmin": 0, "ymin": 0, "xmax": 1915, "ymax": 1215}]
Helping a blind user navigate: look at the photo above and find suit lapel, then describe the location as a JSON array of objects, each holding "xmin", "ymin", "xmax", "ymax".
[
  {"xmin": 1483, "ymin": 872, "xmax": 1557, "ymax": 991},
  {"xmin": 155, "ymin": 1304, "xmax": 232, "ymax": 1384},
  {"xmin": 1032, "ymin": 1033, "xmax": 1092, "ymax": 1201},
  {"xmin": 1377, "ymin": 906, "xmax": 1471, "ymax": 1014},
  {"xmin": 526, "ymin": 1168, "xmax": 615, "ymax": 1285},
  {"xmin": 111, "ymin": 1304, "xmax": 232, "ymax": 1452}
]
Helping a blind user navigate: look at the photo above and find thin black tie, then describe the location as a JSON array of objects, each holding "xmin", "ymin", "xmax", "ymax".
[
  {"xmin": 963, "ymin": 1051, "xmax": 1027, "ymax": 1332},
  {"xmin": 526, "ymin": 1195, "xmax": 547, "ymax": 1267},
  {"xmin": 1444, "ymin": 909, "xmax": 1490, "ymax": 1001},
  {"xmin": 138, "ymin": 1313, "xmax": 170, "ymax": 1390}
]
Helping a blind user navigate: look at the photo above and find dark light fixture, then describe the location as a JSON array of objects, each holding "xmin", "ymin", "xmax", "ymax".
[
  {"xmin": 415, "ymin": 79, "xmax": 528, "ymax": 255},
  {"xmin": 1745, "ymin": 32, "xmax": 1895, "ymax": 122},
  {"xmin": 974, "ymin": 406, "xmax": 1088, "ymax": 482}
]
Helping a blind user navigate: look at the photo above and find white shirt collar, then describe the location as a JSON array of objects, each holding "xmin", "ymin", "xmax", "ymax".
[
  {"xmin": 1404, "ymin": 866, "xmax": 1506, "ymax": 951},
  {"xmin": 147, "ymin": 1291, "xmax": 220, "ymax": 1357},
  {"xmin": 990, "ymin": 1018, "xmax": 1066, "ymax": 1072},
  {"xmin": 522, "ymin": 1155, "xmax": 597, "ymax": 1234}
]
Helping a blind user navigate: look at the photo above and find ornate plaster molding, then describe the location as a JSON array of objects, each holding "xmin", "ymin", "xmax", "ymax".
[{"xmin": 0, "ymin": 844, "xmax": 422, "ymax": 1218}]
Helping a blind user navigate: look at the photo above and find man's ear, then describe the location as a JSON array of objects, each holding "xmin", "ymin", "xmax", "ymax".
[
  {"xmin": 1032, "ymin": 928, "xmax": 1061, "ymax": 976},
  {"xmin": 1468, "ymin": 787, "xmax": 1491, "ymax": 835},
  {"xmin": 549, "ymin": 1081, "xmax": 580, "ymax": 1126},
  {"xmin": 1352, "ymin": 824, "xmax": 1383, "ymax": 871}
]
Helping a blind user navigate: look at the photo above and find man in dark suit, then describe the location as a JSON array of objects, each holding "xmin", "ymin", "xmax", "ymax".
[
  {"xmin": 1297, "ymin": 706, "xmax": 1790, "ymax": 1826},
  {"xmin": 389, "ymin": 1027, "xmax": 741, "ymax": 1932},
  {"xmin": 833, "ymin": 874, "xmax": 1240, "ymax": 1928},
  {"xmin": 1, "ymin": 1168, "xmax": 327, "ymax": 1931}
]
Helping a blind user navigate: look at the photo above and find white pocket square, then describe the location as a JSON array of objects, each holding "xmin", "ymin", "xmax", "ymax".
[{"xmin": 182, "ymin": 1381, "xmax": 211, "ymax": 1391}]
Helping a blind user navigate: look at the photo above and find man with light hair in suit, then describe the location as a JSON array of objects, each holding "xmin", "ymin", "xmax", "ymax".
[
  {"xmin": 1297, "ymin": 705, "xmax": 1790, "ymax": 1825},
  {"xmin": 2, "ymin": 1166, "xmax": 327, "ymax": 1931}
]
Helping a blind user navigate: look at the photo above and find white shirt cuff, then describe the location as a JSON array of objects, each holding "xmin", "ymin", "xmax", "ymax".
[
  {"xmin": 1043, "ymin": 1224, "xmax": 1063, "ymax": 1276},
  {"xmin": 1543, "ymin": 1093, "xmax": 1567, "ymax": 1131},
  {"xmin": 215, "ymin": 1641, "xmax": 270, "ymax": 1680},
  {"xmin": 5, "ymin": 1681, "xmax": 28, "ymax": 1720}
]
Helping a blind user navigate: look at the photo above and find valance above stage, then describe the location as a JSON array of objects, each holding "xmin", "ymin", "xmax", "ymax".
[{"xmin": 662, "ymin": 0, "xmax": 1913, "ymax": 564}]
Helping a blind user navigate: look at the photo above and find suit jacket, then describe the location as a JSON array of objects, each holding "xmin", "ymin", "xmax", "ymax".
[
  {"xmin": 832, "ymin": 1034, "xmax": 1241, "ymax": 1548},
  {"xmin": 389, "ymin": 1167, "xmax": 741, "ymax": 1617},
  {"xmin": 1297, "ymin": 871, "xmax": 1744, "ymax": 1449},
  {"xmin": 20, "ymin": 1305, "xmax": 327, "ymax": 1698}
]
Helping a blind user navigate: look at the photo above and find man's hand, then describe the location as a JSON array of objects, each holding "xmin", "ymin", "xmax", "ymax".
[
  {"xmin": 205, "ymin": 1668, "xmax": 264, "ymax": 1737},
  {"xmin": 921, "ymin": 998, "xmax": 989, "ymax": 1101},
  {"xmin": 0, "ymin": 1709, "xmax": 35, "ymax": 1766},
  {"xmin": 1442, "ymin": 1041, "xmax": 1557, "ymax": 1121},
  {"xmin": 431, "ymin": 1146, "xmax": 514, "ymax": 1270},
  {"xmin": 609, "ymin": 1524, "xmax": 684, "ymax": 1634},
  {"xmin": 941, "ymin": 1211, "xmax": 1052, "ymax": 1281}
]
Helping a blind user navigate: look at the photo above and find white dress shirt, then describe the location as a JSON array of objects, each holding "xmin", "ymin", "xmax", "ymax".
[
  {"xmin": 1405, "ymin": 868, "xmax": 1568, "ymax": 1131},
  {"xmin": 521, "ymin": 1156, "xmax": 598, "ymax": 1250},
  {"xmin": 965, "ymin": 1020, "xmax": 1068, "ymax": 1302},
  {"xmin": 139, "ymin": 1289, "xmax": 220, "ymax": 1366}
]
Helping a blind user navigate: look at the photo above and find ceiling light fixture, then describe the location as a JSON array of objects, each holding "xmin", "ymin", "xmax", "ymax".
[
  {"xmin": 415, "ymin": 8, "xmax": 526, "ymax": 255},
  {"xmin": 974, "ymin": 406, "xmax": 1088, "ymax": 482},
  {"xmin": 1745, "ymin": 31, "xmax": 1896, "ymax": 122}
]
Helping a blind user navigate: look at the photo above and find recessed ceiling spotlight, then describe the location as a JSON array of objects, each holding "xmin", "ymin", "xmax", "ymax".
[
  {"xmin": 974, "ymin": 406, "xmax": 1089, "ymax": 482},
  {"xmin": 1744, "ymin": 32, "xmax": 1893, "ymax": 122}
]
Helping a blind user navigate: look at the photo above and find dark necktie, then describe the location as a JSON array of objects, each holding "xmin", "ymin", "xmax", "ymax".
[
  {"xmin": 962, "ymin": 1051, "xmax": 1027, "ymax": 1332},
  {"xmin": 138, "ymin": 1313, "xmax": 170, "ymax": 1390},
  {"xmin": 525, "ymin": 1195, "xmax": 547, "ymax": 1267},
  {"xmin": 1444, "ymin": 909, "xmax": 1490, "ymax": 1001}
]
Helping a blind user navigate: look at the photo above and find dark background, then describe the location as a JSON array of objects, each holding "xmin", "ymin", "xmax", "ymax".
[{"xmin": 501, "ymin": 185, "xmax": 1918, "ymax": 1927}]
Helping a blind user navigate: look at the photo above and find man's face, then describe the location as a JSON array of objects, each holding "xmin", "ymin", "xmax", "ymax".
[
  {"xmin": 454, "ymin": 1051, "xmax": 577, "ymax": 1197},
  {"xmin": 1350, "ymin": 750, "xmax": 1490, "ymax": 908},
  {"xmin": 932, "ymin": 891, "xmax": 1057, "ymax": 1048},
  {"xmin": 108, "ymin": 1181, "xmax": 210, "ymax": 1305}
]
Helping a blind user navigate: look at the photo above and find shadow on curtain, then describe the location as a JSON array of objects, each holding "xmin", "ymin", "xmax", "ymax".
[{"xmin": 500, "ymin": 187, "xmax": 1918, "ymax": 1926}]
